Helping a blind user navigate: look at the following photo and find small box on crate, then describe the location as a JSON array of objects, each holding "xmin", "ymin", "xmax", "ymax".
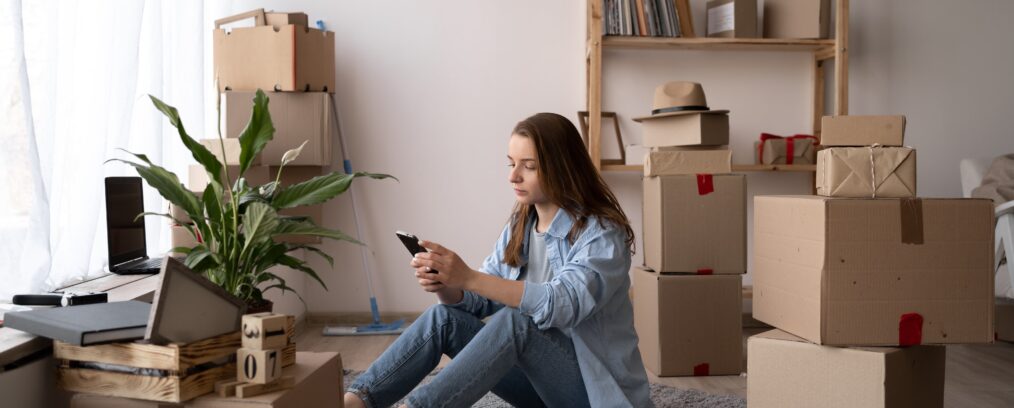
[
  {"xmin": 816, "ymin": 147, "xmax": 916, "ymax": 198},
  {"xmin": 820, "ymin": 115, "xmax": 906, "ymax": 146},
  {"xmin": 237, "ymin": 348, "xmax": 283, "ymax": 385},
  {"xmin": 754, "ymin": 134, "xmax": 817, "ymax": 165},
  {"xmin": 706, "ymin": 0, "xmax": 757, "ymax": 38},
  {"xmin": 223, "ymin": 91, "xmax": 333, "ymax": 166},
  {"xmin": 763, "ymin": 0, "xmax": 830, "ymax": 39},
  {"xmin": 242, "ymin": 312, "xmax": 289, "ymax": 350}
]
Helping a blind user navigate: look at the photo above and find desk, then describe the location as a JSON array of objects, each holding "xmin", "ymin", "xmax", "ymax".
[
  {"xmin": 0, "ymin": 273, "xmax": 159, "ymax": 372},
  {"xmin": 70, "ymin": 352, "xmax": 343, "ymax": 408}
]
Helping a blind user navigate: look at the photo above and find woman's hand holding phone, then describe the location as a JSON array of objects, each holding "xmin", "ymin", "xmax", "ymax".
[{"xmin": 412, "ymin": 240, "xmax": 476, "ymax": 291}]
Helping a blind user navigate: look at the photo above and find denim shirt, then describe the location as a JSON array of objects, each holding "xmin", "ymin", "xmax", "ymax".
[{"xmin": 448, "ymin": 210, "xmax": 653, "ymax": 408}]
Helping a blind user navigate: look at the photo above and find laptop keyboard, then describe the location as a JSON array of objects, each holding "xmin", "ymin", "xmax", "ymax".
[{"xmin": 133, "ymin": 258, "xmax": 163, "ymax": 270}]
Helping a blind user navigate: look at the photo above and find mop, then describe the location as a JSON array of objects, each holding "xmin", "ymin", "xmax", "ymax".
[{"xmin": 321, "ymin": 89, "xmax": 405, "ymax": 336}]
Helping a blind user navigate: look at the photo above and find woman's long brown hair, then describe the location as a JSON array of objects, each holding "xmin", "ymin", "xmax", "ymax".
[{"xmin": 503, "ymin": 113, "xmax": 635, "ymax": 267}]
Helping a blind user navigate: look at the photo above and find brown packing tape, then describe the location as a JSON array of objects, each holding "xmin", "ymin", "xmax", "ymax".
[{"xmin": 899, "ymin": 198, "xmax": 924, "ymax": 245}]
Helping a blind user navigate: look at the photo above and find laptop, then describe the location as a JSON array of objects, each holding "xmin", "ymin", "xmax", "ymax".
[{"xmin": 105, "ymin": 177, "xmax": 163, "ymax": 275}]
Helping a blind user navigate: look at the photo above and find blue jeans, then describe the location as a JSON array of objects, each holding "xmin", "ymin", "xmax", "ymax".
[{"xmin": 347, "ymin": 304, "xmax": 591, "ymax": 408}]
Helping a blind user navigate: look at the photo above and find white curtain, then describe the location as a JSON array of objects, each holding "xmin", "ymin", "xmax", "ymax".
[{"xmin": 0, "ymin": 0, "xmax": 214, "ymax": 300}]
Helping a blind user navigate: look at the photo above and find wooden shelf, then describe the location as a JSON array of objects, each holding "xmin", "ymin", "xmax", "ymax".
[
  {"xmin": 602, "ymin": 164, "xmax": 817, "ymax": 173},
  {"xmin": 601, "ymin": 36, "xmax": 836, "ymax": 53}
]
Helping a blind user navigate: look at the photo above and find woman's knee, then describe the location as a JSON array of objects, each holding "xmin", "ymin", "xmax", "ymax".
[
  {"xmin": 419, "ymin": 303, "xmax": 471, "ymax": 326},
  {"xmin": 489, "ymin": 308, "xmax": 534, "ymax": 332}
]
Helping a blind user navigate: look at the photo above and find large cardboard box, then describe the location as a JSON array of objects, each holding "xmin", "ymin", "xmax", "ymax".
[
  {"xmin": 633, "ymin": 267, "xmax": 742, "ymax": 377},
  {"xmin": 643, "ymin": 174, "xmax": 746, "ymax": 274},
  {"xmin": 214, "ymin": 25, "xmax": 335, "ymax": 92},
  {"xmin": 70, "ymin": 352, "xmax": 343, "ymax": 408},
  {"xmin": 643, "ymin": 149, "xmax": 732, "ymax": 176},
  {"xmin": 636, "ymin": 113, "xmax": 729, "ymax": 147},
  {"xmin": 706, "ymin": 0, "xmax": 758, "ymax": 38},
  {"xmin": 816, "ymin": 147, "xmax": 917, "ymax": 198},
  {"xmin": 754, "ymin": 195, "xmax": 995, "ymax": 345},
  {"xmin": 224, "ymin": 92, "xmax": 333, "ymax": 166},
  {"xmin": 997, "ymin": 297, "xmax": 1014, "ymax": 342},
  {"xmin": 763, "ymin": 0, "xmax": 830, "ymax": 39},
  {"xmin": 821, "ymin": 115, "xmax": 906, "ymax": 147},
  {"xmin": 748, "ymin": 329, "xmax": 945, "ymax": 408}
]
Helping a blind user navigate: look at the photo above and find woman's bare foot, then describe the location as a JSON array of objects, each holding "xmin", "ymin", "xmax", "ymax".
[{"xmin": 344, "ymin": 392, "xmax": 366, "ymax": 408}]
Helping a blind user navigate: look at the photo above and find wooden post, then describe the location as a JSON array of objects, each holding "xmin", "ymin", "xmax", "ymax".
[
  {"xmin": 812, "ymin": 57, "xmax": 825, "ymax": 139},
  {"xmin": 588, "ymin": 0, "xmax": 604, "ymax": 170},
  {"xmin": 834, "ymin": 0, "xmax": 849, "ymax": 115}
]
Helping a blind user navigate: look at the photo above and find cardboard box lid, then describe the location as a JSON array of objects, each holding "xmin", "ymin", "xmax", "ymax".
[
  {"xmin": 753, "ymin": 195, "xmax": 995, "ymax": 345},
  {"xmin": 748, "ymin": 329, "xmax": 946, "ymax": 408},
  {"xmin": 816, "ymin": 147, "xmax": 917, "ymax": 198},
  {"xmin": 820, "ymin": 115, "xmax": 906, "ymax": 147},
  {"xmin": 644, "ymin": 149, "xmax": 732, "ymax": 176}
]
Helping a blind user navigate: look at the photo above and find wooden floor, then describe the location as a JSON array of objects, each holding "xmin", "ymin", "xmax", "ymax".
[{"xmin": 295, "ymin": 324, "xmax": 1014, "ymax": 407}]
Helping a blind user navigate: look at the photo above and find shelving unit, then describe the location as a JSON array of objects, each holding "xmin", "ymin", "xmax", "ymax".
[{"xmin": 585, "ymin": 0, "xmax": 849, "ymax": 172}]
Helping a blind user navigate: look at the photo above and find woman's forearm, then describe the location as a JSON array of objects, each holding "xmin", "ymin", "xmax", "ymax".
[
  {"xmin": 464, "ymin": 270, "xmax": 524, "ymax": 308},
  {"xmin": 436, "ymin": 287, "xmax": 465, "ymax": 305}
]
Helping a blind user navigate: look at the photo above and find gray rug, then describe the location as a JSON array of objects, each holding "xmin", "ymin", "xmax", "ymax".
[{"xmin": 344, "ymin": 369, "xmax": 745, "ymax": 408}]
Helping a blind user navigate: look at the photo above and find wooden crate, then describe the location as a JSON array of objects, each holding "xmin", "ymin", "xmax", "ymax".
[
  {"xmin": 282, "ymin": 315, "xmax": 295, "ymax": 368},
  {"xmin": 55, "ymin": 331, "xmax": 241, "ymax": 403}
]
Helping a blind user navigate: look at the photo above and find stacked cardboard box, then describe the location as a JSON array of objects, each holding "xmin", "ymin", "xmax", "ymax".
[
  {"xmin": 205, "ymin": 9, "xmax": 337, "ymax": 244},
  {"xmin": 817, "ymin": 115, "xmax": 915, "ymax": 198},
  {"xmin": 749, "ymin": 115, "xmax": 995, "ymax": 407},
  {"xmin": 632, "ymin": 86, "xmax": 745, "ymax": 377}
]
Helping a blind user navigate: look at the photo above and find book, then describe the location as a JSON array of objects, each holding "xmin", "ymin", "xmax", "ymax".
[
  {"xmin": 4, "ymin": 300, "xmax": 150, "ymax": 346},
  {"xmin": 675, "ymin": 0, "xmax": 696, "ymax": 38}
]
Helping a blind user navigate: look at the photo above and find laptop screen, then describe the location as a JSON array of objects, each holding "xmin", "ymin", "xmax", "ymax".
[{"xmin": 105, "ymin": 177, "xmax": 147, "ymax": 268}]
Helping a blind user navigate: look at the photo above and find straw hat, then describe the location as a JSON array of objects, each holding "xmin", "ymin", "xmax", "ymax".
[{"xmin": 633, "ymin": 81, "xmax": 729, "ymax": 122}]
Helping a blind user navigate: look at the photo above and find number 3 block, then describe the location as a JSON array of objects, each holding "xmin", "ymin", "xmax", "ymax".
[
  {"xmin": 237, "ymin": 348, "xmax": 282, "ymax": 384},
  {"xmin": 242, "ymin": 312, "xmax": 289, "ymax": 350}
]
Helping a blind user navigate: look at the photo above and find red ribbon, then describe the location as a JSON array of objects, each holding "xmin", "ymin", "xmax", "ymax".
[
  {"xmin": 899, "ymin": 313, "xmax": 924, "ymax": 346},
  {"xmin": 696, "ymin": 268, "xmax": 714, "ymax": 275},
  {"xmin": 693, "ymin": 363, "xmax": 710, "ymax": 376},
  {"xmin": 696, "ymin": 174, "xmax": 714, "ymax": 195},
  {"xmin": 758, "ymin": 133, "xmax": 818, "ymax": 165}
]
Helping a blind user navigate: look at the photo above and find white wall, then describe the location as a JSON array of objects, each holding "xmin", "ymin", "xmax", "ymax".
[{"xmin": 207, "ymin": 0, "xmax": 1014, "ymax": 314}]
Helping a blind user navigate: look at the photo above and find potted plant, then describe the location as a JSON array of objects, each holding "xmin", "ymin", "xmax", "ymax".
[{"xmin": 109, "ymin": 90, "xmax": 393, "ymax": 310}]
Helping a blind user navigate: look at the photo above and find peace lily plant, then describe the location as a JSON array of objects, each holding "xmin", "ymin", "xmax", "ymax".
[{"xmin": 109, "ymin": 89, "xmax": 392, "ymax": 306}]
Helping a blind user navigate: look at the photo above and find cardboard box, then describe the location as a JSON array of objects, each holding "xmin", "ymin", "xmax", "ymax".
[
  {"xmin": 748, "ymin": 329, "xmax": 945, "ymax": 408},
  {"xmin": 224, "ymin": 92, "xmax": 333, "ymax": 166},
  {"xmin": 169, "ymin": 203, "xmax": 192, "ymax": 224},
  {"xmin": 754, "ymin": 137, "xmax": 817, "ymax": 165},
  {"xmin": 643, "ymin": 175, "xmax": 746, "ymax": 274},
  {"xmin": 200, "ymin": 138, "xmax": 259, "ymax": 166},
  {"xmin": 188, "ymin": 165, "xmax": 272, "ymax": 191},
  {"xmin": 821, "ymin": 115, "xmax": 906, "ymax": 146},
  {"xmin": 264, "ymin": 12, "xmax": 308, "ymax": 29},
  {"xmin": 70, "ymin": 352, "xmax": 343, "ymax": 408},
  {"xmin": 998, "ymin": 297, "xmax": 1014, "ymax": 342},
  {"xmin": 633, "ymin": 267, "xmax": 742, "ymax": 377},
  {"xmin": 188, "ymin": 165, "xmax": 324, "ymax": 244},
  {"xmin": 214, "ymin": 25, "xmax": 335, "ymax": 92},
  {"xmin": 644, "ymin": 149, "xmax": 732, "ymax": 176},
  {"xmin": 816, "ymin": 147, "xmax": 917, "ymax": 198},
  {"xmin": 637, "ymin": 113, "xmax": 729, "ymax": 148},
  {"xmin": 753, "ymin": 195, "xmax": 995, "ymax": 345},
  {"xmin": 706, "ymin": 0, "xmax": 758, "ymax": 38},
  {"xmin": 763, "ymin": 0, "xmax": 830, "ymax": 39}
]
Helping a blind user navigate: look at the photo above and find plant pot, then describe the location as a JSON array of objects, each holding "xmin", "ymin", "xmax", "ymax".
[{"xmin": 246, "ymin": 299, "xmax": 274, "ymax": 314}]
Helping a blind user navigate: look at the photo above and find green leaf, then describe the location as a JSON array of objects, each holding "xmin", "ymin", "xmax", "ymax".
[
  {"xmin": 274, "ymin": 219, "xmax": 362, "ymax": 244},
  {"xmin": 272, "ymin": 171, "xmax": 396, "ymax": 209},
  {"xmin": 288, "ymin": 245, "xmax": 334, "ymax": 267},
  {"xmin": 277, "ymin": 255, "xmax": 328, "ymax": 291},
  {"xmin": 107, "ymin": 157, "xmax": 202, "ymax": 219},
  {"xmin": 242, "ymin": 202, "xmax": 279, "ymax": 249},
  {"xmin": 149, "ymin": 95, "xmax": 224, "ymax": 186},
  {"xmin": 237, "ymin": 90, "xmax": 275, "ymax": 175},
  {"xmin": 185, "ymin": 247, "xmax": 218, "ymax": 271}
]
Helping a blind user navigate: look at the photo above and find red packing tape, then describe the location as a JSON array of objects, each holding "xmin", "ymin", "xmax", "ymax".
[
  {"xmin": 696, "ymin": 174, "xmax": 714, "ymax": 195},
  {"xmin": 899, "ymin": 313, "xmax": 924, "ymax": 346},
  {"xmin": 696, "ymin": 268, "xmax": 714, "ymax": 275},
  {"xmin": 693, "ymin": 363, "xmax": 710, "ymax": 376}
]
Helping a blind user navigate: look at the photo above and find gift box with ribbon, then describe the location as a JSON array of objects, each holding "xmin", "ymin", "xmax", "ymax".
[
  {"xmin": 754, "ymin": 133, "xmax": 818, "ymax": 165},
  {"xmin": 816, "ymin": 146, "xmax": 917, "ymax": 198}
]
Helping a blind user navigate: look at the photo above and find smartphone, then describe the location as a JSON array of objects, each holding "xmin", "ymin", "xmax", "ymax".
[{"xmin": 396, "ymin": 231, "xmax": 438, "ymax": 273}]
